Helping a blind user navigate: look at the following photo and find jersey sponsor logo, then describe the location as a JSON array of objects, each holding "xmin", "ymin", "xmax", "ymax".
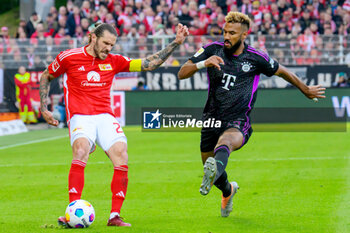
[
  {"xmin": 52, "ymin": 59, "xmax": 60, "ymax": 72},
  {"xmin": 193, "ymin": 48, "xmax": 204, "ymax": 57},
  {"xmin": 241, "ymin": 62, "xmax": 252, "ymax": 72},
  {"xmin": 83, "ymin": 71, "xmax": 105, "ymax": 88},
  {"xmin": 81, "ymin": 81, "xmax": 107, "ymax": 87},
  {"xmin": 78, "ymin": 66, "xmax": 85, "ymax": 71},
  {"xmin": 87, "ymin": 71, "xmax": 101, "ymax": 82},
  {"xmin": 98, "ymin": 64, "xmax": 112, "ymax": 71},
  {"xmin": 222, "ymin": 73, "xmax": 237, "ymax": 90}
]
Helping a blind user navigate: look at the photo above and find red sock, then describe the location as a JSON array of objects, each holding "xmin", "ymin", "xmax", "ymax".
[
  {"xmin": 68, "ymin": 160, "xmax": 86, "ymax": 202},
  {"xmin": 111, "ymin": 165, "xmax": 128, "ymax": 214}
]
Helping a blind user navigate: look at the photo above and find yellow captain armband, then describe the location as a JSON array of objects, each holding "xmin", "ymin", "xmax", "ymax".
[{"xmin": 129, "ymin": 59, "xmax": 142, "ymax": 72}]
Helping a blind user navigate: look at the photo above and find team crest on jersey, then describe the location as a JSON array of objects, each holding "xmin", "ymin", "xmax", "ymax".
[
  {"xmin": 99, "ymin": 64, "xmax": 112, "ymax": 71},
  {"xmin": 194, "ymin": 48, "xmax": 204, "ymax": 57},
  {"xmin": 72, "ymin": 127, "xmax": 82, "ymax": 132},
  {"xmin": 241, "ymin": 62, "xmax": 252, "ymax": 72},
  {"xmin": 87, "ymin": 71, "xmax": 101, "ymax": 82}
]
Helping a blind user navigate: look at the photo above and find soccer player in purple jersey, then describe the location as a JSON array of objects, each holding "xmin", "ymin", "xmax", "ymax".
[{"xmin": 178, "ymin": 11, "xmax": 326, "ymax": 217}]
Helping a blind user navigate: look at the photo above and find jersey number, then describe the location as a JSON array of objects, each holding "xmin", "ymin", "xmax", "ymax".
[
  {"xmin": 113, "ymin": 122, "xmax": 123, "ymax": 133},
  {"xmin": 222, "ymin": 74, "xmax": 237, "ymax": 90}
]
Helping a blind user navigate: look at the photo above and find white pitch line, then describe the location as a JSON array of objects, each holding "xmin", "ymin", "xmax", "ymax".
[
  {"xmin": 0, "ymin": 156, "xmax": 349, "ymax": 168},
  {"xmin": 0, "ymin": 135, "xmax": 67, "ymax": 150}
]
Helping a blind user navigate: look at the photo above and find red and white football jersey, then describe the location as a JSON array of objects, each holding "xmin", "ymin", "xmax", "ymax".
[{"xmin": 48, "ymin": 46, "xmax": 134, "ymax": 121}]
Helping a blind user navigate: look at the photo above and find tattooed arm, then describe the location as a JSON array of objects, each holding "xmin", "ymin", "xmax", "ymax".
[
  {"xmin": 141, "ymin": 41, "xmax": 180, "ymax": 71},
  {"xmin": 141, "ymin": 23, "xmax": 189, "ymax": 71},
  {"xmin": 40, "ymin": 69, "xmax": 59, "ymax": 126}
]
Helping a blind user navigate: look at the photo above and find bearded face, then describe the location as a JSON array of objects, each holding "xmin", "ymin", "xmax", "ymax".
[
  {"xmin": 92, "ymin": 31, "xmax": 117, "ymax": 60},
  {"xmin": 224, "ymin": 36, "xmax": 243, "ymax": 55},
  {"xmin": 223, "ymin": 22, "xmax": 247, "ymax": 56},
  {"xmin": 93, "ymin": 39, "xmax": 108, "ymax": 60}
]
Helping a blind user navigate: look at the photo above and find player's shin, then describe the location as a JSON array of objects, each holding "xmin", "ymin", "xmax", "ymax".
[
  {"xmin": 214, "ymin": 145, "xmax": 230, "ymax": 181},
  {"xmin": 214, "ymin": 171, "xmax": 232, "ymax": 197},
  {"xmin": 213, "ymin": 145, "xmax": 232, "ymax": 197},
  {"xmin": 110, "ymin": 165, "xmax": 129, "ymax": 216},
  {"xmin": 68, "ymin": 160, "xmax": 86, "ymax": 202}
]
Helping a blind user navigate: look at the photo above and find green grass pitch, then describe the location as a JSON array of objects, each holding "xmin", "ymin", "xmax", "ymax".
[{"xmin": 0, "ymin": 124, "xmax": 349, "ymax": 233}]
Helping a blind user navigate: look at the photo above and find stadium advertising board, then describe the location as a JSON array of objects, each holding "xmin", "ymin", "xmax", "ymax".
[
  {"xmin": 140, "ymin": 66, "xmax": 349, "ymax": 90},
  {"xmin": 111, "ymin": 72, "xmax": 138, "ymax": 91},
  {"xmin": 140, "ymin": 67, "xmax": 208, "ymax": 90},
  {"xmin": 306, "ymin": 65, "xmax": 349, "ymax": 87},
  {"xmin": 0, "ymin": 119, "xmax": 27, "ymax": 136},
  {"xmin": 332, "ymin": 96, "xmax": 350, "ymax": 118},
  {"xmin": 111, "ymin": 91, "xmax": 125, "ymax": 126},
  {"xmin": 125, "ymin": 88, "xmax": 350, "ymax": 126}
]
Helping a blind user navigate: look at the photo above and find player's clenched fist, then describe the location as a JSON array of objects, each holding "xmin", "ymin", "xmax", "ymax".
[
  {"xmin": 204, "ymin": 55, "xmax": 225, "ymax": 70},
  {"xmin": 174, "ymin": 23, "xmax": 189, "ymax": 44}
]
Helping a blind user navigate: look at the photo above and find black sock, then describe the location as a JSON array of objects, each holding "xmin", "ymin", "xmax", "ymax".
[
  {"xmin": 214, "ymin": 171, "xmax": 232, "ymax": 197},
  {"xmin": 214, "ymin": 145, "xmax": 230, "ymax": 182}
]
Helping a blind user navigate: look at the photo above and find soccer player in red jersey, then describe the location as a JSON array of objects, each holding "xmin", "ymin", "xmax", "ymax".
[{"xmin": 39, "ymin": 23, "xmax": 189, "ymax": 227}]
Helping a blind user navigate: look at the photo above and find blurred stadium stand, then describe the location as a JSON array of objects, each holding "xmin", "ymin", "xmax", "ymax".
[
  {"xmin": 1, "ymin": 0, "xmax": 350, "ymax": 68},
  {"xmin": 0, "ymin": 34, "xmax": 349, "ymax": 69}
]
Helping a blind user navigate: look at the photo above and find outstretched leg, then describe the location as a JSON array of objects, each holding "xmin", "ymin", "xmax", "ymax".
[
  {"xmin": 199, "ymin": 128, "xmax": 243, "ymax": 217},
  {"xmin": 200, "ymin": 128, "xmax": 243, "ymax": 195},
  {"xmin": 214, "ymin": 128, "xmax": 242, "ymax": 190}
]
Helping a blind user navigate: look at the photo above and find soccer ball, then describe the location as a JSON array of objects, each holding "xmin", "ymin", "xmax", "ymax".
[{"xmin": 65, "ymin": 199, "xmax": 95, "ymax": 228}]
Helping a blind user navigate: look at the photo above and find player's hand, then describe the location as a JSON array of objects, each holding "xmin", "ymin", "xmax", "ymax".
[
  {"xmin": 41, "ymin": 109, "xmax": 59, "ymax": 126},
  {"xmin": 204, "ymin": 55, "xmax": 225, "ymax": 70},
  {"xmin": 304, "ymin": 85, "xmax": 326, "ymax": 100},
  {"xmin": 174, "ymin": 23, "xmax": 189, "ymax": 45}
]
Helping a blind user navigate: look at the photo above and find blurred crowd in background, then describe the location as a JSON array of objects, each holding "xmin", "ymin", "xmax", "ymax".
[{"xmin": 1, "ymin": 0, "xmax": 350, "ymax": 68}]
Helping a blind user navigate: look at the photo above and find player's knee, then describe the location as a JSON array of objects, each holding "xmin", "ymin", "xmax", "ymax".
[
  {"xmin": 109, "ymin": 142, "xmax": 128, "ymax": 161},
  {"xmin": 226, "ymin": 139, "xmax": 242, "ymax": 151},
  {"xmin": 218, "ymin": 134, "xmax": 243, "ymax": 151},
  {"xmin": 73, "ymin": 147, "xmax": 89, "ymax": 161},
  {"xmin": 72, "ymin": 138, "xmax": 91, "ymax": 161},
  {"xmin": 116, "ymin": 147, "xmax": 128, "ymax": 160}
]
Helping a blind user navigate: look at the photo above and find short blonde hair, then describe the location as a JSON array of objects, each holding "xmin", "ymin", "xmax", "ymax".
[{"xmin": 225, "ymin": 11, "xmax": 251, "ymax": 30}]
